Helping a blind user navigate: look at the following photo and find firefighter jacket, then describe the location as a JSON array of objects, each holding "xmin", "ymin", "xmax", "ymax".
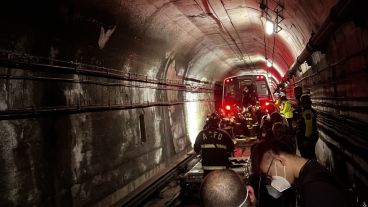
[
  {"xmin": 194, "ymin": 128, "xmax": 235, "ymax": 170},
  {"xmin": 280, "ymin": 100, "xmax": 293, "ymax": 119}
]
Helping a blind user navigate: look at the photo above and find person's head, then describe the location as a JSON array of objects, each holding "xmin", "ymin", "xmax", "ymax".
[
  {"xmin": 200, "ymin": 170, "xmax": 255, "ymax": 207},
  {"xmin": 206, "ymin": 112, "xmax": 221, "ymax": 128},
  {"xmin": 251, "ymin": 140, "xmax": 297, "ymax": 186},
  {"xmin": 244, "ymin": 85, "xmax": 249, "ymax": 93},
  {"xmin": 294, "ymin": 86, "xmax": 303, "ymax": 100},
  {"xmin": 271, "ymin": 122, "xmax": 287, "ymax": 139},
  {"xmin": 271, "ymin": 123, "xmax": 297, "ymax": 153},
  {"xmin": 300, "ymin": 94, "xmax": 312, "ymax": 109},
  {"xmin": 270, "ymin": 112, "xmax": 283, "ymax": 124}
]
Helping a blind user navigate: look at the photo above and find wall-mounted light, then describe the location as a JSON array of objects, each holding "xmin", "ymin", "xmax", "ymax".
[{"xmin": 265, "ymin": 20, "xmax": 274, "ymax": 35}]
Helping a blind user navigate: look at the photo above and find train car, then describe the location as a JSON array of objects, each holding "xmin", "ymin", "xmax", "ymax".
[{"xmin": 222, "ymin": 74, "xmax": 273, "ymax": 112}]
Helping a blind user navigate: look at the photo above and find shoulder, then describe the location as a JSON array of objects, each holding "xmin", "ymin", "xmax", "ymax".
[
  {"xmin": 298, "ymin": 161, "xmax": 343, "ymax": 196},
  {"xmin": 197, "ymin": 130, "xmax": 205, "ymax": 134},
  {"xmin": 297, "ymin": 161, "xmax": 347, "ymax": 206},
  {"xmin": 196, "ymin": 130, "xmax": 205, "ymax": 138},
  {"xmin": 217, "ymin": 128, "xmax": 231, "ymax": 136},
  {"xmin": 301, "ymin": 179, "xmax": 346, "ymax": 207}
]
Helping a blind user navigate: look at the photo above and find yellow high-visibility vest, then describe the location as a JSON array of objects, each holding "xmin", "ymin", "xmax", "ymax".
[
  {"xmin": 303, "ymin": 109, "xmax": 314, "ymax": 137},
  {"xmin": 280, "ymin": 100, "xmax": 293, "ymax": 119}
]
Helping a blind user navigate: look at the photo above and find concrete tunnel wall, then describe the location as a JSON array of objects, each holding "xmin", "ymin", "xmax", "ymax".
[
  {"xmin": 0, "ymin": 0, "xmax": 368, "ymax": 206},
  {"xmin": 0, "ymin": 1, "xmax": 217, "ymax": 206},
  {"xmin": 293, "ymin": 20, "xmax": 368, "ymax": 201}
]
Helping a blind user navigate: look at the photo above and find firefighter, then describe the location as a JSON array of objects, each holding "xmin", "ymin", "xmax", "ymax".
[
  {"xmin": 292, "ymin": 86, "xmax": 303, "ymax": 127},
  {"xmin": 279, "ymin": 92, "xmax": 293, "ymax": 128},
  {"xmin": 298, "ymin": 94, "xmax": 318, "ymax": 159},
  {"xmin": 294, "ymin": 86, "xmax": 303, "ymax": 105},
  {"xmin": 293, "ymin": 86, "xmax": 304, "ymax": 154},
  {"xmin": 243, "ymin": 106, "xmax": 257, "ymax": 137},
  {"xmin": 194, "ymin": 113, "xmax": 235, "ymax": 177},
  {"xmin": 242, "ymin": 84, "xmax": 258, "ymax": 107}
]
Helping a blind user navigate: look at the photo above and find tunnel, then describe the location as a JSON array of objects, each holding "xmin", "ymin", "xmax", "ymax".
[{"xmin": 0, "ymin": 0, "xmax": 367, "ymax": 206}]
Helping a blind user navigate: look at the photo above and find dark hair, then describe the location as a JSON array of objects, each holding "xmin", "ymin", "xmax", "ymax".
[
  {"xmin": 294, "ymin": 86, "xmax": 303, "ymax": 97},
  {"xmin": 270, "ymin": 112, "xmax": 283, "ymax": 124},
  {"xmin": 251, "ymin": 139, "xmax": 295, "ymax": 176},
  {"xmin": 206, "ymin": 112, "xmax": 221, "ymax": 128},
  {"xmin": 200, "ymin": 170, "xmax": 247, "ymax": 207},
  {"xmin": 300, "ymin": 94, "xmax": 312, "ymax": 107},
  {"xmin": 272, "ymin": 122, "xmax": 287, "ymax": 138},
  {"xmin": 272, "ymin": 123, "xmax": 297, "ymax": 153}
]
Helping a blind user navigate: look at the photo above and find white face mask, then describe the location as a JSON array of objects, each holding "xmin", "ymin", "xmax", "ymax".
[
  {"xmin": 266, "ymin": 162, "xmax": 291, "ymax": 199},
  {"xmin": 238, "ymin": 190, "xmax": 249, "ymax": 207}
]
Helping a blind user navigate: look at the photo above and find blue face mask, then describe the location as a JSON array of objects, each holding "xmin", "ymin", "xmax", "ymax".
[{"xmin": 266, "ymin": 162, "xmax": 291, "ymax": 199}]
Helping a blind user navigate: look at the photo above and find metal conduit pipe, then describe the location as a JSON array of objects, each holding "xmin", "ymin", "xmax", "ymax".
[
  {"xmin": 276, "ymin": 0, "xmax": 355, "ymax": 91},
  {"xmin": 0, "ymin": 99, "xmax": 215, "ymax": 120},
  {"xmin": 0, "ymin": 51, "xmax": 213, "ymax": 90}
]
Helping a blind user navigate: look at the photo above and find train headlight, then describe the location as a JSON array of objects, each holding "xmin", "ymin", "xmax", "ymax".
[{"xmin": 225, "ymin": 105, "xmax": 231, "ymax": 111}]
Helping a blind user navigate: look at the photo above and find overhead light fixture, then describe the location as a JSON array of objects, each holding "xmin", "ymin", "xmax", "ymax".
[
  {"xmin": 266, "ymin": 59, "xmax": 273, "ymax": 67},
  {"xmin": 265, "ymin": 20, "xmax": 274, "ymax": 35}
]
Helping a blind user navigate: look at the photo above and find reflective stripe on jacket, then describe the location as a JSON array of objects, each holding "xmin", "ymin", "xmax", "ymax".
[
  {"xmin": 202, "ymin": 166, "xmax": 227, "ymax": 170},
  {"xmin": 201, "ymin": 144, "xmax": 228, "ymax": 150}
]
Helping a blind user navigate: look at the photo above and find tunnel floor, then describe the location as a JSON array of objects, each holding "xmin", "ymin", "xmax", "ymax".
[
  {"xmin": 143, "ymin": 180, "xmax": 200, "ymax": 207},
  {"xmin": 141, "ymin": 138, "xmax": 255, "ymax": 207}
]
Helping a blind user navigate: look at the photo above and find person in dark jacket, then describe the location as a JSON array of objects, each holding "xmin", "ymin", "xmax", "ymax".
[
  {"xmin": 194, "ymin": 113, "xmax": 235, "ymax": 177},
  {"xmin": 251, "ymin": 139, "xmax": 348, "ymax": 207},
  {"xmin": 254, "ymin": 115, "xmax": 297, "ymax": 207},
  {"xmin": 298, "ymin": 94, "xmax": 318, "ymax": 159},
  {"xmin": 292, "ymin": 86, "xmax": 304, "ymax": 156},
  {"xmin": 242, "ymin": 84, "xmax": 258, "ymax": 107}
]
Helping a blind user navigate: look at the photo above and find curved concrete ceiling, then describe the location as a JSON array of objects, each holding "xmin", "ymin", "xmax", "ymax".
[
  {"xmin": 119, "ymin": 0, "xmax": 338, "ymax": 86},
  {"xmin": 1, "ymin": 0, "xmax": 338, "ymax": 87}
]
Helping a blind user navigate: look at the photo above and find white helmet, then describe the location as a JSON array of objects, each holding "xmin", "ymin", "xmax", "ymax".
[
  {"xmin": 279, "ymin": 92, "xmax": 286, "ymax": 97},
  {"xmin": 274, "ymin": 92, "xmax": 280, "ymax": 98}
]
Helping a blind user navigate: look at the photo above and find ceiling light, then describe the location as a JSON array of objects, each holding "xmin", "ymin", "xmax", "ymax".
[
  {"xmin": 266, "ymin": 59, "xmax": 273, "ymax": 67},
  {"xmin": 265, "ymin": 20, "xmax": 274, "ymax": 35}
]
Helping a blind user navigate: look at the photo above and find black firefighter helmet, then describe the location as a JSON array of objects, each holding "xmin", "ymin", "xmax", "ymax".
[{"xmin": 206, "ymin": 112, "xmax": 221, "ymax": 128}]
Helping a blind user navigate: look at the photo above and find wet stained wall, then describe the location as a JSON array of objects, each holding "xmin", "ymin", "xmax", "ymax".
[
  {"xmin": 1, "ymin": 0, "xmax": 368, "ymax": 206},
  {"xmin": 293, "ymin": 20, "xmax": 368, "ymax": 203},
  {"xmin": 0, "ymin": 1, "xmax": 215, "ymax": 206}
]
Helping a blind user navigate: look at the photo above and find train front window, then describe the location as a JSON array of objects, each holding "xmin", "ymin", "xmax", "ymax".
[
  {"xmin": 239, "ymin": 80, "xmax": 252, "ymax": 91},
  {"xmin": 225, "ymin": 83, "xmax": 235, "ymax": 97},
  {"xmin": 256, "ymin": 80, "xmax": 269, "ymax": 97}
]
